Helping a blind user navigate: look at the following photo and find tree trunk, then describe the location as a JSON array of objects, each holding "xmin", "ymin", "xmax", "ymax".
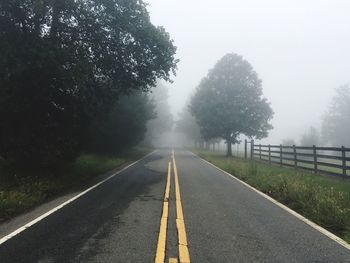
[{"xmin": 226, "ymin": 137, "xmax": 232, "ymax": 156}]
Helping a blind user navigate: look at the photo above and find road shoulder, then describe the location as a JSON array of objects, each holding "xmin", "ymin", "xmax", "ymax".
[
  {"xmin": 192, "ymin": 151, "xmax": 350, "ymax": 251},
  {"xmin": 0, "ymin": 154, "xmax": 151, "ymax": 240}
]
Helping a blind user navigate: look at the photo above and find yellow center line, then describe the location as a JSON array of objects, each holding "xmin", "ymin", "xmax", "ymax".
[
  {"xmin": 172, "ymin": 150, "xmax": 191, "ymax": 263},
  {"xmin": 155, "ymin": 161, "xmax": 172, "ymax": 263}
]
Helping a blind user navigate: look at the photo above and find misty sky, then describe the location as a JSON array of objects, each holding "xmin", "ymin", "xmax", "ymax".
[{"xmin": 146, "ymin": 0, "xmax": 350, "ymax": 144}]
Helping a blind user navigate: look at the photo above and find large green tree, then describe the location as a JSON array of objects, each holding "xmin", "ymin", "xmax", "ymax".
[
  {"xmin": 0, "ymin": 0, "xmax": 177, "ymax": 166},
  {"xmin": 190, "ymin": 53, "xmax": 273, "ymax": 156},
  {"xmin": 322, "ymin": 84, "xmax": 350, "ymax": 146}
]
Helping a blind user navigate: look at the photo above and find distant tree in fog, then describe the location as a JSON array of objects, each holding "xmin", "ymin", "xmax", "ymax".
[
  {"xmin": 143, "ymin": 82, "xmax": 173, "ymax": 146},
  {"xmin": 322, "ymin": 84, "xmax": 350, "ymax": 146},
  {"xmin": 300, "ymin": 126, "xmax": 320, "ymax": 146},
  {"xmin": 190, "ymin": 53, "xmax": 273, "ymax": 156},
  {"xmin": 282, "ymin": 139, "xmax": 296, "ymax": 146},
  {"xmin": 176, "ymin": 106, "xmax": 204, "ymax": 146}
]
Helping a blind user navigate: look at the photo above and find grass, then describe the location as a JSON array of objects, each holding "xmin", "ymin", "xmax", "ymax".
[
  {"xmin": 0, "ymin": 148, "xmax": 150, "ymax": 222},
  {"xmin": 197, "ymin": 152, "xmax": 350, "ymax": 244}
]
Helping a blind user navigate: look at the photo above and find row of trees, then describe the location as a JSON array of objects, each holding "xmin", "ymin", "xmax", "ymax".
[
  {"xmin": 287, "ymin": 84, "xmax": 350, "ymax": 147},
  {"xmin": 143, "ymin": 83, "xmax": 174, "ymax": 146},
  {"xmin": 176, "ymin": 106, "xmax": 203, "ymax": 146},
  {"xmin": 322, "ymin": 84, "xmax": 350, "ymax": 146},
  {"xmin": 177, "ymin": 53, "xmax": 274, "ymax": 156},
  {"xmin": 87, "ymin": 91, "xmax": 156, "ymax": 155},
  {"xmin": 0, "ymin": 0, "xmax": 178, "ymax": 167}
]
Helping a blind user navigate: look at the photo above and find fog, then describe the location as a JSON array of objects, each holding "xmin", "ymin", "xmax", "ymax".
[{"xmin": 146, "ymin": 0, "xmax": 350, "ymax": 144}]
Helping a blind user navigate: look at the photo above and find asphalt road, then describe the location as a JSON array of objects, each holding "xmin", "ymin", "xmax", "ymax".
[{"xmin": 0, "ymin": 149, "xmax": 349, "ymax": 262}]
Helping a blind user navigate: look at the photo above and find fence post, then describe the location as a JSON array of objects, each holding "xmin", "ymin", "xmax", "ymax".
[
  {"xmin": 244, "ymin": 139, "xmax": 247, "ymax": 159},
  {"xmin": 268, "ymin": 144, "xmax": 271, "ymax": 164},
  {"xmin": 259, "ymin": 144, "xmax": 262, "ymax": 160},
  {"xmin": 342, "ymin": 146, "xmax": 346, "ymax": 177},
  {"xmin": 293, "ymin": 145, "xmax": 297, "ymax": 169},
  {"xmin": 313, "ymin": 145, "xmax": 317, "ymax": 174},
  {"xmin": 280, "ymin": 144, "xmax": 283, "ymax": 166},
  {"xmin": 251, "ymin": 140, "xmax": 254, "ymax": 160}
]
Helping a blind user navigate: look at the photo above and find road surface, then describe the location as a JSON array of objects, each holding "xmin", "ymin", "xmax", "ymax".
[{"xmin": 0, "ymin": 149, "xmax": 349, "ymax": 262}]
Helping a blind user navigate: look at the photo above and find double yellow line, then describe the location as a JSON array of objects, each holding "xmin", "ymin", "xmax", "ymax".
[
  {"xmin": 155, "ymin": 151, "xmax": 190, "ymax": 263},
  {"xmin": 155, "ymin": 161, "xmax": 171, "ymax": 262}
]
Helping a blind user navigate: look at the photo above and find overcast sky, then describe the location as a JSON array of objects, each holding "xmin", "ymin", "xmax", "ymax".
[{"xmin": 146, "ymin": 0, "xmax": 350, "ymax": 144}]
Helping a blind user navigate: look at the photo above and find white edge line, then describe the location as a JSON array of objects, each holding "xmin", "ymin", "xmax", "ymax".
[
  {"xmin": 0, "ymin": 150, "xmax": 156, "ymax": 245},
  {"xmin": 189, "ymin": 151, "xmax": 350, "ymax": 251}
]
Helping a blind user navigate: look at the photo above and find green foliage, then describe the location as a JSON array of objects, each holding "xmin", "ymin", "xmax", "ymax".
[
  {"xmin": 0, "ymin": 0, "xmax": 177, "ymax": 166},
  {"xmin": 199, "ymin": 153, "xmax": 350, "ymax": 243},
  {"xmin": 88, "ymin": 91, "xmax": 156, "ymax": 154},
  {"xmin": 190, "ymin": 53, "xmax": 273, "ymax": 156},
  {"xmin": 322, "ymin": 84, "xmax": 350, "ymax": 146}
]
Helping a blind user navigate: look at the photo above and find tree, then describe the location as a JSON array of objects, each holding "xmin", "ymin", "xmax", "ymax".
[
  {"xmin": 322, "ymin": 84, "xmax": 350, "ymax": 146},
  {"xmin": 282, "ymin": 139, "xmax": 296, "ymax": 146},
  {"xmin": 190, "ymin": 53, "xmax": 273, "ymax": 156},
  {"xmin": 176, "ymin": 107, "xmax": 222, "ymax": 149},
  {"xmin": 176, "ymin": 105, "xmax": 204, "ymax": 147},
  {"xmin": 143, "ymin": 82, "xmax": 173, "ymax": 146},
  {"xmin": 300, "ymin": 126, "xmax": 320, "ymax": 146},
  {"xmin": 0, "ymin": 0, "xmax": 177, "ymax": 166},
  {"xmin": 88, "ymin": 91, "xmax": 155, "ymax": 154}
]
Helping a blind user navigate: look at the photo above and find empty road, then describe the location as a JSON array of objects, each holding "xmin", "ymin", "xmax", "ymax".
[{"xmin": 0, "ymin": 149, "xmax": 349, "ymax": 262}]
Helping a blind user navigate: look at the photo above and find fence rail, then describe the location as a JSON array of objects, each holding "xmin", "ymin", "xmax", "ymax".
[{"xmin": 244, "ymin": 140, "xmax": 350, "ymax": 178}]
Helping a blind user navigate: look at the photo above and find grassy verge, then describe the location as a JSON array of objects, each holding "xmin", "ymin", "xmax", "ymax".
[
  {"xmin": 197, "ymin": 152, "xmax": 350, "ymax": 244},
  {"xmin": 0, "ymin": 148, "xmax": 150, "ymax": 222}
]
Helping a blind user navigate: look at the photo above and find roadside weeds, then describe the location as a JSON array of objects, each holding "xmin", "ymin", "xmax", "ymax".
[{"xmin": 0, "ymin": 148, "xmax": 150, "ymax": 222}]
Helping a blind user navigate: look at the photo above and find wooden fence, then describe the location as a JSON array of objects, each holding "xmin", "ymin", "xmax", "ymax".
[{"xmin": 244, "ymin": 140, "xmax": 350, "ymax": 178}]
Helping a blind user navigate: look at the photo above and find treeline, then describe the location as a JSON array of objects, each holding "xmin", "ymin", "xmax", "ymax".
[
  {"xmin": 0, "ymin": 0, "xmax": 177, "ymax": 167},
  {"xmin": 285, "ymin": 84, "xmax": 350, "ymax": 147}
]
